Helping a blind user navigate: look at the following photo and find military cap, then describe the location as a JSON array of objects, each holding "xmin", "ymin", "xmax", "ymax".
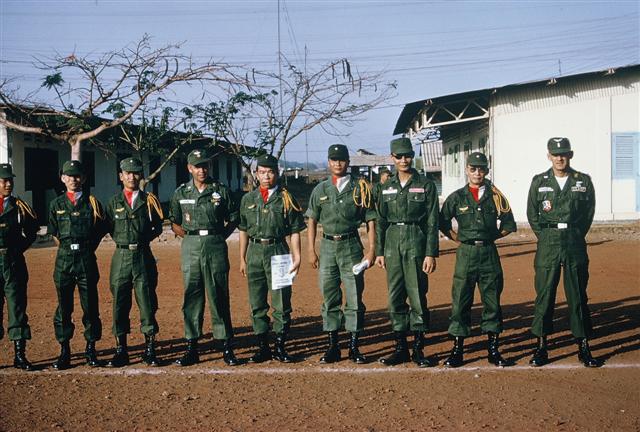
[
  {"xmin": 328, "ymin": 144, "xmax": 349, "ymax": 160},
  {"xmin": 0, "ymin": 163, "xmax": 16, "ymax": 179},
  {"xmin": 187, "ymin": 149, "xmax": 212, "ymax": 165},
  {"xmin": 62, "ymin": 160, "xmax": 84, "ymax": 176},
  {"xmin": 466, "ymin": 152, "xmax": 489, "ymax": 167},
  {"xmin": 390, "ymin": 137, "xmax": 414, "ymax": 156},
  {"xmin": 256, "ymin": 154, "xmax": 279, "ymax": 170},
  {"xmin": 547, "ymin": 137, "xmax": 572, "ymax": 155},
  {"xmin": 120, "ymin": 157, "xmax": 144, "ymax": 173}
]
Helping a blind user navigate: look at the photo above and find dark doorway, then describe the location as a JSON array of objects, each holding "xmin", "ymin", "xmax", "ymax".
[{"xmin": 24, "ymin": 148, "xmax": 59, "ymax": 224}]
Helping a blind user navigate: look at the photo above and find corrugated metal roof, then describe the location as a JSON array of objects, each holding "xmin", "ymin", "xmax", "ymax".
[{"xmin": 393, "ymin": 64, "xmax": 640, "ymax": 135}]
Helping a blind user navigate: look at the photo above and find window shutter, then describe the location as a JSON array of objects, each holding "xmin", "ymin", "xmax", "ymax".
[{"xmin": 612, "ymin": 134, "xmax": 638, "ymax": 179}]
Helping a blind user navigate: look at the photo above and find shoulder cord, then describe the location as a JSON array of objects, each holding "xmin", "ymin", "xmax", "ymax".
[
  {"xmin": 491, "ymin": 185, "xmax": 511, "ymax": 217},
  {"xmin": 16, "ymin": 199, "xmax": 37, "ymax": 224},
  {"xmin": 88, "ymin": 195, "xmax": 104, "ymax": 224},
  {"xmin": 146, "ymin": 192, "xmax": 164, "ymax": 222},
  {"xmin": 281, "ymin": 188, "xmax": 301, "ymax": 216},
  {"xmin": 352, "ymin": 178, "xmax": 372, "ymax": 208}
]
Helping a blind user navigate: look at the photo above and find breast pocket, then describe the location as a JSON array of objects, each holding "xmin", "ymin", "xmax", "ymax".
[
  {"xmin": 407, "ymin": 191, "xmax": 426, "ymax": 219},
  {"xmin": 70, "ymin": 213, "xmax": 92, "ymax": 238},
  {"xmin": 381, "ymin": 193, "xmax": 398, "ymax": 216},
  {"xmin": 455, "ymin": 205, "xmax": 475, "ymax": 223}
]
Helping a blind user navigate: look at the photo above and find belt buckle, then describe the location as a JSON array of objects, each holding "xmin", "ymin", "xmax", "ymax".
[
  {"xmin": 199, "ymin": 230, "xmax": 209, "ymax": 236},
  {"xmin": 70, "ymin": 244, "xmax": 80, "ymax": 251},
  {"xmin": 474, "ymin": 240, "xmax": 483, "ymax": 246},
  {"xmin": 396, "ymin": 222, "xmax": 405, "ymax": 226},
  {"xmin": 260, "ymin": 239, "xmax": 271, "ymax": 245},
  {"xmin": 0, "ymin": 248, "xmax": 7, "ymax": 254},
  {"xmin": 333, "ymin": 235, "xmax": 343, "ymax": 241},
  {"xmin": 557, "ymin": 223, "xmax": 568, "ymax": 229},
  {"xmin": 128, "ymin": 244, "xmax": 138, "ymax": 251}
]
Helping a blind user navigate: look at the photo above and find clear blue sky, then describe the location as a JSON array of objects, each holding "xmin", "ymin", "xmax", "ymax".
[{"xmin": 1, "ymin": 0, "xmax": 638, "ymax": 162}]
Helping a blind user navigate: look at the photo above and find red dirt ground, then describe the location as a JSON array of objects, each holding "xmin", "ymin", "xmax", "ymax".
[{"xmin": 1, "ymin": 227, "xmax": 639, "ymax": 431}]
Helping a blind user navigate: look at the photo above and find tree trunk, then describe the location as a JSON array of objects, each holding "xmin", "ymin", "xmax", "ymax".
[{"xmin": 69, "ymin": 137, "xmax": 82, "ymax": 161}]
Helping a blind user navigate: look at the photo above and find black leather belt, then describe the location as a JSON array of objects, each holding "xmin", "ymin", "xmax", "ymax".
[
  {"xmin": 461, "ymin": 240, "xmax": 494, "ymax": 246},
  {"xmin": 322, "ymin": 232, "xmax": 358, "ymax": 241},
  {"xmin": 390, "ymin": 222, "xmax": 419, "ymax": 226},
  {"xmin": 116, "ymin": 243, "xmax": 143, "ymax": 250},
  {"xmin": 186, "ymin": 229, "xmax": 219, "ymax": 236},
  {"xmin": 540, "ymin": 223, "xmax": 570, "ymax": 229},
  {"xmin": 250, "ymin": 237, "xmax": 282, "ymax": 245}
]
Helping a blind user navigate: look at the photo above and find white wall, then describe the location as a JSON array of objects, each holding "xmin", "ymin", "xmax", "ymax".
[{"xmin": 491, "ymin": 74, "xmax": 639, "ymax": 222}]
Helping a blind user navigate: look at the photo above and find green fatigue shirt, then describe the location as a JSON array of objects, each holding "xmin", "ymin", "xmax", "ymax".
[
  {"xmin": 47, "ymin": 194, "xmax": 107, "ymax": 249},
  {"xmin": 169, "ymin": 179, "xmax": 239, "ymax": 235},
  {"xmin": 305, "ymin": 176, "xmax": 376, "ymax": 234},
  {"xmin": 375, "ymin": 169, "xmax": 439, "ymax": 257},
  {"xmin": 526, "ymin": 167, "xmax": 595, "ymax": 238},
  {"xmin": 238, "ymin": 187, "xmax": 306, "ymax": 238},
  {"xmin": 439, "ymin": 180, "xmax": 517, "ymax": 242},
  {"xmin": 106, "ymin": 191, "xmax": 163, "ymax": 245},
  {"xmin": 0, "ymin": 197, "xmax": 39, "ymax": 252}
]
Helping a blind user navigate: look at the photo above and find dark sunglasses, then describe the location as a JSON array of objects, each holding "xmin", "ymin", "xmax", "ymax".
[
  {"xmin": 392, "ymin": 153, "xmax": 414, "ymax": 160},
  {"xmin": 468, "ymin": 166, "xmax": 487, "ymax": 173}
]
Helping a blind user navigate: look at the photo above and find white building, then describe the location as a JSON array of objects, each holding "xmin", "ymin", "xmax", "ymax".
[
  {"xmin": 394, "ymin": 65, "xmax": 640, "ymax": 222},
  {"xmin": 0, "ymin": 116, "xmax": 246, "ymax": 223}
]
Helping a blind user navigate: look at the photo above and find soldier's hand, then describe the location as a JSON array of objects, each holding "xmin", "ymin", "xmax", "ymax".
[
  {"xmin": 422, "ymin": 256, "xmax": 436, "ymax": 274},
  {"xmin": 240, "ymin": 259, "xmax": 247, "ymax": 278},
  {"xmin": 375, "ymin": 256, "xmax": 385, "ymax": 269},
  {"xmin": 308, "ymin": 250, "xmax": 319, "ymax": 269},
  {"xmin": 171, "ymin": 223, "xmax": 186, "ymax": 238},
  {"xmin": 364, "ymin": 250, "xmax": 375, "ymax": 267}
]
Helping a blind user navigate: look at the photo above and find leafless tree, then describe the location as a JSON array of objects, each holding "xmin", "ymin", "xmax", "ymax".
[{"xmin": 0, "ymin": 34, "xmax": 245, "ymax": 161}]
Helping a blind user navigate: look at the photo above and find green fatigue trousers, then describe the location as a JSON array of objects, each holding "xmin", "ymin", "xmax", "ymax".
[
  {"xmin": 180, "ymin": 235, "xmax": 233, "ymax": 340},
  {"xmin": 319, "ymin": 237, "xmax": 366, "ymax": 332},
  {"xmin": 53, "ymin": 248, "xmax": 102, "ymax": 343},
  {"xmin": 0, "ymin": 253, "xmax": 31, "ymax": 340},
  {"xmin": 383, "ymin": 226, "xmax": 429, "ymax": 332},
  {"xmin": 448, "ymin": 243, "xmax": 504, "ymax": 337},
  {"xmin": 532, "ymin": 230, "xmax": 592, "ymax": 338},
  {"xmin": 246, "ymin": 241, "xmax": 292, "ymax": 335},
  {"xmin": 109, "ymin": 246, "xmax": 159, "ymax": 337}
]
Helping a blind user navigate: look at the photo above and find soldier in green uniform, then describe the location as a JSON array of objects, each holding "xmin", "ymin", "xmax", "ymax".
[
  {"xmin": 527, "ymin": 137, "xmax": 602, "ymax": 367},
  {"xmin": 372, "ymin": 167, "xmax": 391, "ymax": 209},
  {"xmin": 439, "ymin": 152, "xmax": 516, "ymax": 368},
  {"xmin": 306, "ymin": 144, "xmax": 376, "ymax": 364},
  {"xmin": 47, "ymin": 160, "xmax": 107, "ymax": 370},
  {"xmin": 105, "ymin": 157, "xmax": 164, "ymax": 367},
  {"xmin": 169, "ymin": 149, "xmax": 239, "ymax": 366},
  {"xmin": 374, "ymin": 137, "xmax": 439, "ymax": 367},
  {"xmin": 239, "ymin": 154, "xmax": 305, "ymax": 363},
  {"xmin": 0, "ymin": 163, "xmax": 39, "ymax": 370}
]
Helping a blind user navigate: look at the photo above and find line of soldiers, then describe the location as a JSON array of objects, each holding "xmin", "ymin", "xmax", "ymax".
[{"xmin": 1, "ymin": 135, "xmax": 603, "ymax": 370}]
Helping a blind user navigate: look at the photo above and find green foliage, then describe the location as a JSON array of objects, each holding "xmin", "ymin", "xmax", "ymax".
[{"xmin": 41, "ymin": 72, "xmax": 64, "ymax": 89}]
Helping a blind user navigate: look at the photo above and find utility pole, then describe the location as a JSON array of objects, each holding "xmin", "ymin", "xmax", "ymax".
[
  {"xmin": 304, "ymin": 45, "xmax": 309, "ymax": 183},
  {"xmin": 277, "ymin": 0, "xmax": 287, "ymax": 184}
]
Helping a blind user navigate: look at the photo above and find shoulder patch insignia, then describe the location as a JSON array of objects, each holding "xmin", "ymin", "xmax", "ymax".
[{"xmin": 542, "ymin": 200, "xmax": 552, "ymax": 212}]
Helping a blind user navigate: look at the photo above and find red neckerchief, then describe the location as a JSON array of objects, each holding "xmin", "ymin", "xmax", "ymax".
[
  {"xmin": 332, "ymin": 176, "xmax": 338, "ymax": 186},
  {"xmin": 123, "ymin": 190, "xmax": 134, "ymax": 207},
  {"xmin": 259, "ymin": 187, "xmax": 269, "ymax": 203},
  {"xmin": 469, "ymin": 185, "xmax": 480, "ymax": 203},
  {"xmin": 66, "ymin": 191, "xmax": 77, "ymax": 205}
]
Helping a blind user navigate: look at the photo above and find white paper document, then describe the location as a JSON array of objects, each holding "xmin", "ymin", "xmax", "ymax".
[{"xmin": 271, "ymin": 254, "xmax": 295, "ymax": 290}]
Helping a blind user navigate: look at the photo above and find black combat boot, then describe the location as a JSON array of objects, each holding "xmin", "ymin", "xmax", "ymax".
[
  {"xmin": 13, "ymin": 340, "xmax": 33, "ymax": 371},
  {"xmin": 249, "ymin": 333, "xmax": 272, "ymax": 363},
  {"xmin": 347, "ymin": 332, "xmax": 367, "ymax": 364},
  {"xmin": 175, "ymin": 338, "xmax": 199, "ymax": 366},
  {"xmin": 576, "ymin": 338, "xmax": 603, "ymax": 368},
  {"xmin": 274, "ymin": 333, "xmax": 294, "ymax": 363},
  {"xmin": 85, "ymin": 340, "xmax": 101, "ymax": 367},
  {"xmin": 142, "ymin": 334, "xmax": 159, "ymax": 367},
  {"xmin": 319, "ymin": 331, "xmax": 341, "ymax": 364},
  {"xmin": 411, "ymin": 331, "xmax": 436, "ymax": 367},
  {"xmin": 222, "ymin": 338, "xmax": 240, "ymax": 366},
  {"xmin": 379, "ymin": 332, "xmax": 410, "ymax": 366},
  {"xmin": 529, "ymin": 336, "xmax": 548, "ymax": 367},
  {"xmin": 52, "ymin": 341, "xmax": 71, "ymax": 370},
  {"xmin": 487, "ymin": 332, "xmax": 512, "ymax": 367},
  {"xmin": 443, "ymin": 336, "xmax": 464, "ymax": 368},
  {"xmin": 106, "ymin": 335, "xmax": 129, "ymax": 368}
]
